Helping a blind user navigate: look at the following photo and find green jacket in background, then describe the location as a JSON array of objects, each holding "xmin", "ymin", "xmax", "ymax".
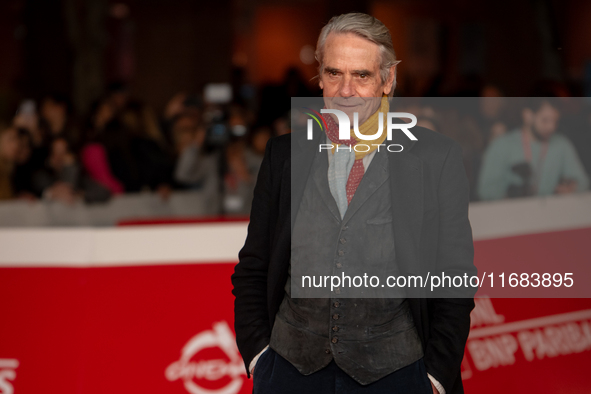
[{"xmin": 478, "ymin": 129, "xmax": 590, "ymax": 201}]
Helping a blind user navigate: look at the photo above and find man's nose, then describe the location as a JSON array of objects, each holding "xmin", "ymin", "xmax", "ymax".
[{"xmin": 338, "ymin": 75, "xmax": 355, "ymax": 97}]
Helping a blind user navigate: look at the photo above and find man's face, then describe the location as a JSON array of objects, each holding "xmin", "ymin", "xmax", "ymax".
[
  {"xmin": 319, "ymin": 32, "xmax": 394, "ymax": 125},
  {"xmin": 525, "ymin": 102, "xmax": 560, "ymax": 141}
]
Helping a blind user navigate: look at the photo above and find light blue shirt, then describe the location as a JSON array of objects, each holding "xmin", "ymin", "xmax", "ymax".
[{"xmin": 478, "ymin": 130, "xmax": 589, "ymax": 200}]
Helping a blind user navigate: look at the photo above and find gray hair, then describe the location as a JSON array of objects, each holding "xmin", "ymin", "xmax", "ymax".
[{"xmin": 315, "ymin": 13, "xmax": 400, "ymax": 97}]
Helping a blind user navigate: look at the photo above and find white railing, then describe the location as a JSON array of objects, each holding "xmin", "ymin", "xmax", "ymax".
[
  {"xmin": 0, "ymin": 190, "xmax": 221, "ymax": 227},
  {"xmin": 0, "ymin": 192, "xmax": 589, "ymax": 267}
]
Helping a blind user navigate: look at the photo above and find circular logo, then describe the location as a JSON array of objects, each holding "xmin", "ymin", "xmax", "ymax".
[{"xmin": 166, "ymin": 322, "xmax": 246, "ymax": 394}]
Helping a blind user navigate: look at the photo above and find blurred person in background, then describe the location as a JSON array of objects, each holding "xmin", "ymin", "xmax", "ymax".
[
  {"xmin": 172, "ymin": 113, "xmax": 221, "ymax": 213},
  {"xmin": 416, "ymin": 116, "xmax": 440, "ymax": 132},
  {"xmin": 32, "ymin": 137, "xmax": 78, "ymax": 204},
  {"xmin": 478, "ymin": 98, "xmax": 589, "ymax": 200},
  {"xmin": 11, "ymin": 128, "xmax": 37, "ymax": 200},
  {"xmin": 478, "ymin": 85, "xmax": 509, "ymax": 143},
  {"xmin": 12, "ymin": 100, "xmax": 42, "ymax": 149},
  {"xmin": 87, "ymin": 97, "xmax": 140, "ymax": 192},
  {"xmin": 12, "ymin": 100, "xmax": 48, "ymax": 179},
  {"xmin": 119, "ymin": 101, "xmax": 175, "ymax": 199},
  {"xmin": 223, "ymin": 126, "xmax": 270, "ymax": 215},
  {"xmin": 39, "ymin": 93, "xmax": 80, "ymax": 149},
  {"xmin": 432, "ymin": 100, "xmax": 485, "ymax": 201},
  {"xmin": 105, "ymin": 81, "xmax": 131, "ymax": 114},
  {"xmin": 258, "ymin": 67, "xmax": 315, "ymax": 127},
  {"xmin": 108, "ymin": 82, "xmax": 176, "ymax": 198},
  {"xmin": 272, "ymin": 114, "xmax": 291, "ymax": 136},
  {"xmin": 80, "ymin": 98, "xmax": 125, "ymax": 195},
  {"xmin": 0, "ymin": 126, "xmax": 19, "ymax": 200},
  {"xmin": 561, "ymin": 99, "xmax": 591, "ymax": 180},
  {"xmin": 32, "ymin": 137, "xmax": 111, "ymax": 204},
  {"xmin": 81, "ymin": 93, "xmax": 174, "ymax": 199},
  {"xmin": 161, "ymin": 92, "xmax": 203, "ymax": 143},
  {"xmin": 249, "ymin": 126, "xmax": 272, "ymax": 159},
  {"xmin": 223, "ymin": 138, "xmax": 252, "ymax": 214}
]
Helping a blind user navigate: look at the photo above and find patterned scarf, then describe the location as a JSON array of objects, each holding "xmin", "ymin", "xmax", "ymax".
[{"xmin": 324, "ymin": 96, "xmax": 389, "ymax": 212}]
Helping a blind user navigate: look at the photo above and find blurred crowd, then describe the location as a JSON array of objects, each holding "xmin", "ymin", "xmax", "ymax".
[
  {"xmin": 400, "ymin": 90, "xmax": 591, "ymax": 202},
  {"xmin": 1, "ymin": 79, "xmax": 590, "ymax": 216},
  {"xmin": 0, "ymin": 81, "xmax": 293, "ymax": 215}
]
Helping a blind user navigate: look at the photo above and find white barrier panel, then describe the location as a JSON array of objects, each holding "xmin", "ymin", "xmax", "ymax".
[
  {"xmin": 0, "ymin": 194, "xmax": 590, "ymax": 394},
  {"xmin": 0, "ymin": 192, "xmax": 590, "ymax": 267},
  {"xmin": 0, "ymin": 190, "xmax": 220, "ymax": 227}
]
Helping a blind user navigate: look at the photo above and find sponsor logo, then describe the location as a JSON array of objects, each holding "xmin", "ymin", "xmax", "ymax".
[
  {"xmin": 165, "ymin": 321, "xmax": 246, "ymax": 394},
  {"xmin": 0, "ymin": 359, "xmax": 18, "ymax": 394},
  {"xmin": 463, "ymin": 298, "xmax": 591, "ymax": 376}
]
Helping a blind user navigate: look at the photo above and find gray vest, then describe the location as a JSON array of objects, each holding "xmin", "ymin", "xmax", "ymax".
[{"xmin": 270, "ymin": 146, "xmax": 423, "ymax": 385}]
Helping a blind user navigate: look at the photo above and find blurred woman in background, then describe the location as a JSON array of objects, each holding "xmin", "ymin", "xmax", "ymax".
[{"xmin": 0, "ymin": 126, "xmax": 19, "ymax": 200}]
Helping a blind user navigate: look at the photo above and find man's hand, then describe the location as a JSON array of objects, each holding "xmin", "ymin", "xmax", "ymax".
[
  {"xmin": 46, "ymin": 182, "xmax": 76, "ymax": 205},
  {"xmin": 156, "ymin": 184, "xmax": 172, "ymax": 201},
  {"xmin": 555, "ymin": 179, "xmax": 577, "ymax": 195},
  {"xmin": 164, "ymin": 92, "xmax": 187, "ymax": 120},
  {"xmin": 431, "ymin": 381, "xmax": 440, "ymax": 394}
]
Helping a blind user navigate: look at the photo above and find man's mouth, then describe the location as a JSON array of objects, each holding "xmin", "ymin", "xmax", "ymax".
[{"xmin": 332, "ymin": 102, "xmax": 362, "ymax": 109}]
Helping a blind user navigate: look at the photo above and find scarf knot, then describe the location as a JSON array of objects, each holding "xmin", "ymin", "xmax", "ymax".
[{"xmin": 323, "ymin": 96, "xmax": 389, "ymax": 212}]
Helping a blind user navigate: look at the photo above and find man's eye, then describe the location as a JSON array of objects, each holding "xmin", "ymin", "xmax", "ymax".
[
  {"xmin": 329, "ymin": 71, "xmax": 338, "ymax": 76},
  {"xmin": 359, "ymin": 74, "xmax": 367, "ymax": 78}
]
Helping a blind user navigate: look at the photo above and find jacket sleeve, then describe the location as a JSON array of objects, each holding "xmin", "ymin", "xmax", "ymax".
[
  {"xmin": 231, "ymin": 138, "xmax": 275, "ymax": 378},
  {"xmin": 424, "ymin": 142, "xmax": 477, "ymax": 393}
]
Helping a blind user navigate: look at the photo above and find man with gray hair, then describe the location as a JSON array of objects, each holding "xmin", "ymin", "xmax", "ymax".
[{"xmin": 232, "ymin": 12, "xmax": 476, "ymax": 394}]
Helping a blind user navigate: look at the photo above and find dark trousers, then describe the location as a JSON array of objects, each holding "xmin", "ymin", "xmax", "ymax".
[{"xmin": 253, "ymin": 347, "xmax": 433, "ymax": 394}]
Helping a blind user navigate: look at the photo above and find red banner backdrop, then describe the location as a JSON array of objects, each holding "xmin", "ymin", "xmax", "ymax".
[
  {"xmin": 1, "ymin": 200, "xmax": 591, "ymax": 394},
  {"xmin": 1, "ymin": 263, "xmax": 245, "ymax": 394}
]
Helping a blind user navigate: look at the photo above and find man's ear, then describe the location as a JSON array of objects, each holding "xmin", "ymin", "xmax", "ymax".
[
  {"xmin": 319, "ymin": 77, "xmax": 324, "ymax": 90},
  {"xmin": 382, "ymin": 63, "xmax": 398, "ymax": 96}
]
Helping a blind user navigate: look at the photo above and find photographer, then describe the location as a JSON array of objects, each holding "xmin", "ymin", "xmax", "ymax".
[{"xmin": 478, "ymin": 98, "xmax": 589, "ymax": 200}]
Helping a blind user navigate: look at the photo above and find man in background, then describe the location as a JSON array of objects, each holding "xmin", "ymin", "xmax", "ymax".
[{"xmin": 478, "ymin": 98, "xmax": 589, "ymax": 200}]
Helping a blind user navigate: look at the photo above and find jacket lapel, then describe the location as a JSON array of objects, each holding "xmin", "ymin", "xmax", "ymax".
[
  {"xmin": 312, "ymin": 149, "xmax": 342, "ymax": 223},
  {"xmin": 341, "ymin": 148, "xmax": 389, "ymax": 225},
  {"xmin": 290, "ymin": 130, "xmax": 319, "ymax": 231}
]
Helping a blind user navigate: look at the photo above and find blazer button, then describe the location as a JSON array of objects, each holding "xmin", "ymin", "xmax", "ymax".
[
  {"xmin": 333, "ymin": 301, "xmax": 340, "ymax": 308},
  {"xmin": 332, "ymin": 325, "xmax": 339, "ymax": 332},
  {"xmin": 340, "ymin": 238, "xmax": 346, "ymax": 244},
  {"xmin": 332, "ymin": 337, "xmax": 339, "ymax": 343},
  {"xmin": 338, "ymin": 250, "xmax": 344, "ymax": 256},
  {"xmin": 336, "ymin": 262, "xmax": 343, "ymax": 268},
  {"xmin": 332, "ymin": 314, "xmax": 339, "ymax": 320},
  {"xmin": 325, "ymin": 349, "xmax": 331, "ymax": 354}
]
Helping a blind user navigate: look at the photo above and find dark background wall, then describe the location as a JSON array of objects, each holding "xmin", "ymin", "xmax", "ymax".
[
  {"xmin": 129, "ymin": 0, "xmax": 232, "ymax": 111},
  {"xmin": 0, "ymin": 0, "xmax": 590, "ymax": 120}
]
